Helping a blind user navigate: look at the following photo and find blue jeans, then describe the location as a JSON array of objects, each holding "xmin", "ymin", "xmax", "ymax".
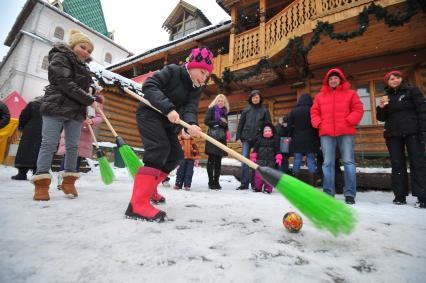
[
  {"xmin": 293, "ymin": 153, "xmax": 316, "ymax": 173},
  {"xmin": 175, "ymin": 159, "xmax": 195, "ymax": 188},
  {"xmin": 36, "ymin": 116, "xmax": 82, "ymax": 174},
  {"xmin": 240, "ymin": 140, "xmax": 253, "ymax": 188},
  {"xmin": 320, "ymin": 135, "xmax": 356, "ymax": 197}
]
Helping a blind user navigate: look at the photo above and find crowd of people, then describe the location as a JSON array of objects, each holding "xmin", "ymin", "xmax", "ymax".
[{"xmin": 3, "ymin": 28, "xmax": 425, "ymax": 223}]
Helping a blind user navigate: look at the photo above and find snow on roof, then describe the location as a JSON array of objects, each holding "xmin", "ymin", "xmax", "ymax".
[
  {"xmin": 20, "ymin": 30, "xmax": 53, "ymax": 45},
  {"xmin": 107, "ymin": 20, "xmax": 231, "ymax": 71},
  {"xmin": 89, "ymin": 61, "xmax": 143, "ymax": 94},
  {"xmin": 5, "ymin": 0, "xmax": 131, "ymax": 54}
]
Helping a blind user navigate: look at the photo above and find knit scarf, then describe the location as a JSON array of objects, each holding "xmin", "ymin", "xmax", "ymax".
[{"xmin": 214, "ymin": 105, "xmax": 227, "ymax": 121}]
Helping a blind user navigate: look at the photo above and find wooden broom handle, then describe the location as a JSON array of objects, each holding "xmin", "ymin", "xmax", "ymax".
[
  {"xmin": 87, "ymin": 123, "xmax": 99, "ymax": 149},
  {"xmin": 97, "ymin": 107, "xmax": 118, "ymax": 138},
  {"xmin": 123, "ymin": 87, "xmax": 258, "ymax": 170}
]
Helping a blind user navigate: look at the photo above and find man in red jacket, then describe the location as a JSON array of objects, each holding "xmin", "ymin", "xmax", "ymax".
[{"xmin": 310, "ymin": 68, "xmax": 364, "ymax": 204}]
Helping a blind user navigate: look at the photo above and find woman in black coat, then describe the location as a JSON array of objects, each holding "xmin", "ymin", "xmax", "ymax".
[
  {"xmin": 11, "ymin": 98, "xmax": 43, "ymax": 180},
  {"xmin": 377, "ymin": 70, "xmax": 426, "ymax": 207},
  {"xmin": 288, "ymin": 93, "xmax": 319, "ymax": 183},
  {"xmin": 204, "ymin": 94, "xmax": 229, "ymax": 190}
]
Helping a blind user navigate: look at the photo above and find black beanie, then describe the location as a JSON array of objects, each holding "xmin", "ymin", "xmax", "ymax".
[{"xmin": 328, "ymin": 72, "xmax": 342, "ymax": 80}]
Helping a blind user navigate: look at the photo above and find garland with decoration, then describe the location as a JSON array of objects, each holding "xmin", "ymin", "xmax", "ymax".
[{"xmin": 210, "ymin": 0, "xmax": 426, "ymax": 89}]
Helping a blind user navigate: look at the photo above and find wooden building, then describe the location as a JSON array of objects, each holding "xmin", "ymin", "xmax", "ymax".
[{"xmin": 99, "ymin": 0, "xmax": 426, "ymax": 159}]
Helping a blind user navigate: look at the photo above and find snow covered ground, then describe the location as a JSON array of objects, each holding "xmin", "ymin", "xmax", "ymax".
[{"xmin": 0, "ymin": 164, "xmax": 425, "ymax": 283}]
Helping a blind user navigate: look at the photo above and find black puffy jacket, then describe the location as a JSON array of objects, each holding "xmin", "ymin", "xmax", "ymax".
[
  {"xmin": 376, "ymin": 83, "xmax": 426, "ymax": 138},
  {"xmin": 40, "ymin": 44, "xmax": 94, "ymax": 121},
  {"xmin": 253, "ymin": 123, "xmax": 280, "ymax": 167},
  {"xmin": 236, "ymin": 97, "xmax": 271, "ymax": 141},
  {"xmin": 0, "ymin": 101, "xmax": 10, "ymax": 129},
  {"xmin": 141, "ymin": 64, "xmax": 201, "ymax": 125}
]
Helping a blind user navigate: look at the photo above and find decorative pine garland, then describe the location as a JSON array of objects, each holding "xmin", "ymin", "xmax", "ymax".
[{"xmin": 211, "ymin": 0, "xmax": 425, "ymax": 89}]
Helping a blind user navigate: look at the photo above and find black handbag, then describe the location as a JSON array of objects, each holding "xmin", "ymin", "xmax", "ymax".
[{"xmin": 208, "ymin": 125, "xmax": 226, "ymax": 142}]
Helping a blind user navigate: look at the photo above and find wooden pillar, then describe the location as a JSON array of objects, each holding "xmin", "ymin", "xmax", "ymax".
[
  {"xmin": 259, "ymin": 0, "xmax": 266, "ymax": 57},
  {"xmin": 229, "ymin": 6, "xmax": 237, "ymax": 64},
  {"xmin": 216, "ymin": 48, "xmax": 223, "ymax": 78}
]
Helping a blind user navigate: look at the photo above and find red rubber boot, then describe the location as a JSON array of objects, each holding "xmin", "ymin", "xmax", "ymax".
[
  {"xmin": 125, "ymin": 167, "xmax": 166, "ymax": 222},
  {"xmin": 151, "ymin": 171, "xmax": 168, "ymax": 204}
]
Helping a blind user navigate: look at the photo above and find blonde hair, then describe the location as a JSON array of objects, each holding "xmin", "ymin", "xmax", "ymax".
[{"xmin": 208, "ymin": 94, "xmax": 230, "ymax": 112}]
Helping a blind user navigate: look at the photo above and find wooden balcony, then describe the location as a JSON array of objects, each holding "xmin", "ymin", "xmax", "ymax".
[{"xmin": 228, "ymin": 0, "xmax": 405, "ymax": 71}]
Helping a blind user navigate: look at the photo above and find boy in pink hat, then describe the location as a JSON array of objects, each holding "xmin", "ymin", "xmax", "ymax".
[{"xmin": 125, "ymin": 47, "xmax": 214, "ymax": 222}]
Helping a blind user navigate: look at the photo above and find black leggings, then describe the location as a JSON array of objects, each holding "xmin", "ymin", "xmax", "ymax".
[
  {"xmin": 207, "ymin": 154, "xmax": 222, "ymax": 183},
  {"xmin": 386, "ymin": 134, "xmax": 426, "ymax": 198}
]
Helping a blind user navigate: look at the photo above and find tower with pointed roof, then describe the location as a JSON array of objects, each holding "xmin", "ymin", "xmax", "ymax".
[
  {"xmin": 163, "ymin": 0, "xmax": 211, "ymax": 41},
  {"xmin": 52, "ymin": 0, "xmax": 111, "ymax": 38}
]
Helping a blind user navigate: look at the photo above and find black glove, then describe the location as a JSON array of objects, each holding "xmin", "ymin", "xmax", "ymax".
[
  {"xmin": 420, "ymin": 131, "xmax": 426, "ymax": 144},
  {"xmin": 93, "ymin": 94, "xmax": 103, "ymax": 103}
]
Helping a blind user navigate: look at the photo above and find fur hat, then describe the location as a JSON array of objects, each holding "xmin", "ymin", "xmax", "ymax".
[
  {"xmin": 68, "ymin": 29, "xmax": 93, "ymax": 50},
  {"xmin": 384, "ymin": 70, "xmax": 403, "ymax": 84},
  {"xmin": 186, "ymin": 47, "xmax": 214, "ymax": 74}
]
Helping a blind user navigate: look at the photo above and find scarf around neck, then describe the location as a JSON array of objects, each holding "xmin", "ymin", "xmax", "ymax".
[{"xmin": 214, "ymin": 105, "xmax": 227, "ymax": 121}]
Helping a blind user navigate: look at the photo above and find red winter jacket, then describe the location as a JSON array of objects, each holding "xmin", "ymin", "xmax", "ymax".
[{"xmin": 310, "ymin": 68, "xmax": 364, "ymax": 137}]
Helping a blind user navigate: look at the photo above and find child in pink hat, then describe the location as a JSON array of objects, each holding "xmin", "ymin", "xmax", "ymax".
[{"xmin": 125, "ymin": 47, "xmax": 214, "ymax": 222}]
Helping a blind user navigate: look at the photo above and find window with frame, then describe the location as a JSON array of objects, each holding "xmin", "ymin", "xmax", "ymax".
[
  {"xmin": 104, "ymin": 52, "xmax": 112, "ymax": 64},
  {"xmin": 41, "ymin": 56, "xmax": 49, "ymax": 70},
  {"xmin": 53, "ymin": 26, "xmax": 64, "ymax": 40},
  {"xmin": 354, "ymin": 80, "xmax": 387, "ymax": 125},
  {"xmin": 171, "ymin": 11, "xmax": 197, "ymax": 40}
]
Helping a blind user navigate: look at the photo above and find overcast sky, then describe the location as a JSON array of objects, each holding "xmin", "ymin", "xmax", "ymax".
[{"xmin": 0, "ymin": 0, "xmax": 230, "ymax": 58}]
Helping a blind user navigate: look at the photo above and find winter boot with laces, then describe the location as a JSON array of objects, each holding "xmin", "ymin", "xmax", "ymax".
[
  {"xmin": 32, "ymin": 173, "xmax": 51, "ymax": 201},
  {"xmin": 125, "ymin": 167, "xmax": 166, "ymax": 222},
  {"xmin": 61, "ymin": 172, "xmax": 80, "ymax": 198}
]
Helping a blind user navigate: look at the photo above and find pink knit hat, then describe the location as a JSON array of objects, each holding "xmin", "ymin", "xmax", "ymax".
[
  {"xmin": 384, "ymin": 70, "xmax": 403, "ymax": 84},
  {"xmin": 186, "ymin": 47, "xmax": 214, "ymax": 74}
]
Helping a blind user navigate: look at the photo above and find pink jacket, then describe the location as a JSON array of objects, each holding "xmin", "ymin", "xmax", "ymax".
[{"xmin": 57, "ymin": 103, "xmax": 104, "ymax": 158}]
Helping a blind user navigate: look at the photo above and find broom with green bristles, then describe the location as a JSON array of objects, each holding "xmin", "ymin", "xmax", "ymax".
[
  {"xmin": 123, "ymin": 87, "xmax": 357, "ymax": 236},
  {"xmin": 87, "ymin": 123, "xmax": 115, "ymax": 185},
  {"xmin": 97, "ymin": 107, "xmax": 143, "ymax": 178}
]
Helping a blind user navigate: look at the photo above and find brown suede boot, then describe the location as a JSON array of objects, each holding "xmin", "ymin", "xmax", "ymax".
[
  {"xmin": 31, "ymin": 174, "xmax": 51, "ymax": 201},
  {"xmin": 61, "ymin": 172, "xmax": 80, "ymax": 198}
]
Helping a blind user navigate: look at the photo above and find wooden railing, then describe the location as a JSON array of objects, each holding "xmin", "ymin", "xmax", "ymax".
[
  {"xmin": 233, "ymin": 27, "xmax": 261, "ymax": 64},
  {"xmin": 265, "ymin": 0, "xmax": 317, "ymax": 55},
  {"xmin": 229, "ymin": 0, "xmax": 402, "ymax": 69},
  {"xmin": 315, "ymin": 0, "xmax": 373, "ymax": 18}
]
